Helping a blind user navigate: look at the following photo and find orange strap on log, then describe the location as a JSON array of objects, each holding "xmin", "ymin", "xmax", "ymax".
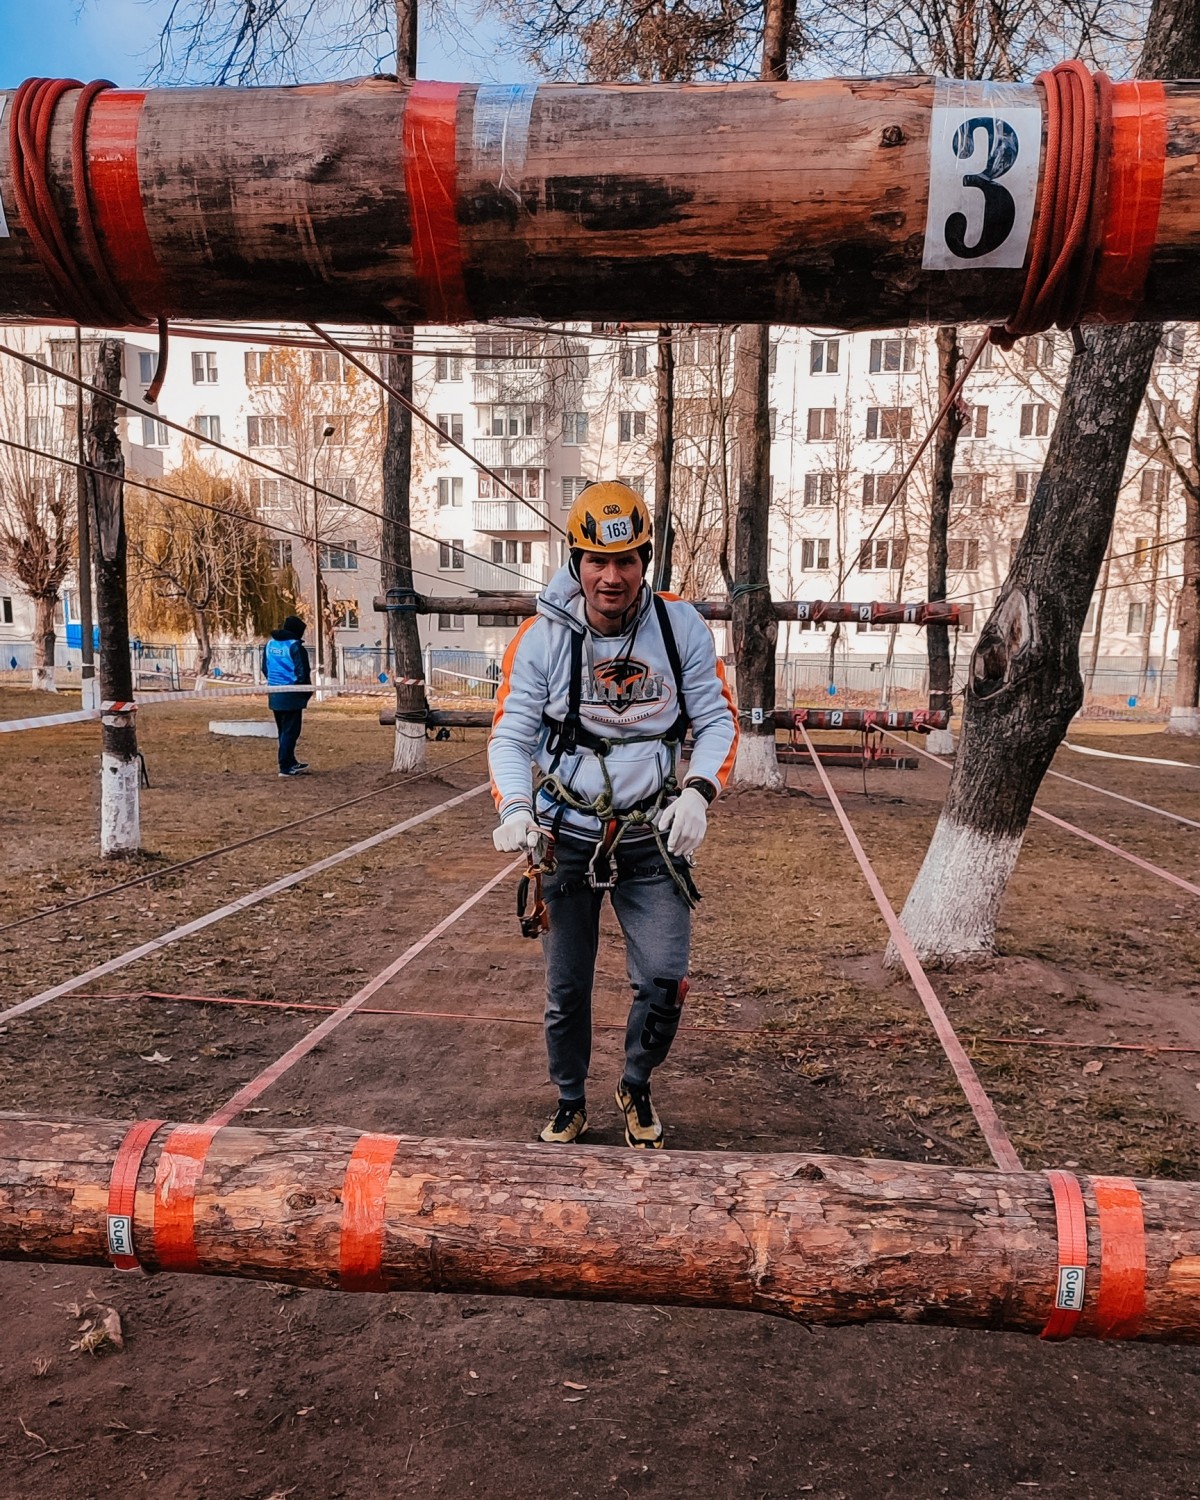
[
  {"xmin": 152, "ymin": 1123, "xmax": 220, "ymax": 1273},
  {"xmin": 1042, "ymin": 1169, "xmax": 1089, "ymax": 1339},
  {"xmin": 339, "ymin": 1133, "xmax": 402, "ymax": 1292},
  {"xmin": 105, "ymin": 1117, "xmax": 165, "ymax": 1271},
  {"xmin": 402, "ymin": 82, "xmax": 471, "ymax": 323},
  {"xmin": 1093, "ymin": 1175, "xmax": 1147, "ymax": 1338}
]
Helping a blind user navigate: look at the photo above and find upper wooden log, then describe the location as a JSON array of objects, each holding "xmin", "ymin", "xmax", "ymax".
[
  {"xmin": 3, "ymin": 1113, "xmax": 1199, "ymax": 1343},
  {"xmin": 374, "ymin": 594, "xmax": 965, "ymax": 625},
  {"xmin": 0, "ymin": 77, "xmax": 1193, "ymax": 327}
]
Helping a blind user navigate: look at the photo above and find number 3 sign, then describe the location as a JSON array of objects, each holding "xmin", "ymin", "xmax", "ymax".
[{"xmin": 922, "ymin": 80, "xmax": 1042, "ymax": 271}]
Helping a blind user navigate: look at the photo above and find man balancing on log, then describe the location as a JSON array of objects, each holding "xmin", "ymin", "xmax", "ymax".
[{"xmin": 488, "ymin": 483, "xmax": 738, "ymax": 1148}]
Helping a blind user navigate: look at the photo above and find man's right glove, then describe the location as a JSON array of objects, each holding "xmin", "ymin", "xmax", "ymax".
[
  {"xmin": 493, "ymin": 812, "xmax": 543, "ymax": 854},
  {"xmin": 654, "ymin": 786, "xmax": 708, "ymax": 857}
]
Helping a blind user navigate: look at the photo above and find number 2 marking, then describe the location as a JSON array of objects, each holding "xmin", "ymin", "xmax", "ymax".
[{"xmin": 944, "ymin": 117, "xmax": 1019, "ymax": 260}]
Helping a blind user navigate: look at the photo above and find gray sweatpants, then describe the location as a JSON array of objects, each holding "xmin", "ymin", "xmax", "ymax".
[{"xmin": 540, "ymin": 833, "xmax": 693, "ymax": 1099}]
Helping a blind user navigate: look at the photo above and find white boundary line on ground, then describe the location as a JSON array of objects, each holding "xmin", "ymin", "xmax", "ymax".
[
  {"xmin": 1064, "ymin": 741, "xmax": 1199, "ymax": 770},
  {"xmin": 206, "ymin": 857, "xmax": 522, "ymax": 1127},
  {"xmin": 0, "ymin": 783, "xmax": 489, "ymax": 1028}
]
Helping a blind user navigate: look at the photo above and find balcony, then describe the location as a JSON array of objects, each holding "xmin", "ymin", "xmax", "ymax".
[
  {"xmin": 472, "ymin": 435, "xmax": 547, "ymax": 468},
  {"xmin": 471, "ymin": 368, "xmax": 549, "ymax": 404},
  {"xmin": 471, "ymin": 557, "xmax": 547, "ymax": 593},
  {"xmin": 474, "ymin": 498, "xmax": 549, "ymax": 533}
]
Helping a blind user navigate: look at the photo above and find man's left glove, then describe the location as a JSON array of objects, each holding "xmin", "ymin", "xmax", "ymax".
[{"xmin": 654, "ymin": 786, "xmax": 708, "ymax": 857}]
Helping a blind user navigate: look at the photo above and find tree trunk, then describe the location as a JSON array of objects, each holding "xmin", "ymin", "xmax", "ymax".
[
  {"xmin": 74, "ymin": 326, "xmax": 97, "ymax": 710},
  {"xmin": 30, "ymin": 593, "xmax": 57, "ymax": 692},
  {"xmin": 890, "ymin": 325, "xmax": 1161, "ymax": 966},
  {"xmin": 5, "ymin": 78, "xmax": 1200, "ymax": 328},
  {"xmin": 1083, "ymin": 545, "xmax": 1113, "ymax": 702},
  {"xmin": 926, "ymin": 327, "xmax": 965, "ymax": 755},
  {"xmin": 652, "ymin": 325, "xmax": 675, "ymax": 590},
  {"xmin": 382, "ymin": 343, "xmax": 429, "ymax": 772},
  {"xmin": 730, "ymin": 324, "xmax": 782, "ymax": 787},
  {"xmin": 1170, "ymin": 490, "xmax": 1200, "ymax": 733},
  {"xmin": 4, "ymin": 1113, "xmax": 1200, "ymax": 1342},
  {"xmin": 192, "ymin": 606, "xmax": 213, "ymax": 683},
  {"xmin": 85, "ymin": 337, "xmax": 139, "ymax": 858}
]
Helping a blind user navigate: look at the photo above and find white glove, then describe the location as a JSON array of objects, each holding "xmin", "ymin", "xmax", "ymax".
[
  {"xmin": 493, "ymin": 812, "xmax": 542, "ymax": 854},
  {"xmin": 655, "ymin": 786, "xmax": 708, "ymax": 857}
]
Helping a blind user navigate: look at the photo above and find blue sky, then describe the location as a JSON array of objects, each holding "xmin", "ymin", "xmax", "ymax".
[{"xmin": 0, "ymin": 0, "xmax": 528, "ymax": 88}]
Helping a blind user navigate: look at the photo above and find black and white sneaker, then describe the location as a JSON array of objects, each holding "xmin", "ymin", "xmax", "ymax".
[{"xmin": 539, "ymin": 1099, "xmax": 587, "ymax": 1144}]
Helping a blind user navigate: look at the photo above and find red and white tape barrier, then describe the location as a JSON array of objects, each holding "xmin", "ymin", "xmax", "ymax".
[{"xmin": 0, "ymin": 783, "xmax": 488, "ymax": 1028}]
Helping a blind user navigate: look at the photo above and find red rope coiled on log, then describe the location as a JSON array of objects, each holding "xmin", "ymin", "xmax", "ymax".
[{"xmin": 9, "ymin": 78, "xmax": 168, "ymax": 400}]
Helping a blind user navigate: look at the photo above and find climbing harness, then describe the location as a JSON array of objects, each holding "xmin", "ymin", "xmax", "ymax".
[{"xmin": 516, "ymin": 833, "xmax": 556, "ymax": 939}]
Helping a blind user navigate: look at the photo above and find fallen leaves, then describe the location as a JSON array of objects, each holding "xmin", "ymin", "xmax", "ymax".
[
  {"xmin": 1082, "ymin": 1060, "xmax": 1104, "ymax": 1076},
  {"xmin": 139, "ymin": 1050, "xmax": 171, "ymax": 1065},
  {"xmin": 61, "ymin": 1291, "xmax": 123, "ymax": 1356}
]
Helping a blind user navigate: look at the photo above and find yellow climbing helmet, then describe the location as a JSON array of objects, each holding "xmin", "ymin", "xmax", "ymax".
[{"xmin": 566, "ymin": 481, "xmax": 652, "ymax": 556}]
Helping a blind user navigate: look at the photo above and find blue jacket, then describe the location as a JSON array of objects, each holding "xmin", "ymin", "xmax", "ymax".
[{"xmin": 262, "ymin": 632, "xmax": 312, "ymax": 712}]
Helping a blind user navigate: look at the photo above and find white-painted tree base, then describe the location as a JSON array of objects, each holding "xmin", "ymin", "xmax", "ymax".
[
  {"xmin": 925, "ymin": 728, "xmax": 956, "ymax": 756},
  {"xmin": 392, "ymin": 718, "xmax": 427, "ymax": 773},
  {"xmin": 32, "ymin": 667, "xmax": 57, "ymax": 693},
  {"xmin": 884, "ymin": 814, "xmax": 1023, "ymax": 968},
  {"xmin": 101, "ymin": 753, "xmax": 141, "ymax": 857},
  {"xmin": 730, "ymin": 732, "xmax": 784, "ymax": 789},
  {"xmin": 1168, "ymin": 706, "xmax": 1200, "ymax": 736}
]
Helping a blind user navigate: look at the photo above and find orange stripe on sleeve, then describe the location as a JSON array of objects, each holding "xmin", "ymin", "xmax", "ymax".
[
  {"xmin": 712, "ymin": 658, "xmax": 740, "ymax": 791},
  {"xmin": 489, "ymin": 615, "xmax": 540, "ymax": 811}
]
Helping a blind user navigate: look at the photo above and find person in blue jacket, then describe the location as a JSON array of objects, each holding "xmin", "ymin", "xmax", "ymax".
[{"xmin": 261, "ymin": 615, "xmax": 313, "ymax": 776}]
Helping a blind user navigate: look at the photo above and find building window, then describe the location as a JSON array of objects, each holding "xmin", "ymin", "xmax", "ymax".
[
  {"xmin": 331, "ymin": 600, "xmax": 360, "ymax": 630},
  {"xmin": 435, "ymin": 355, "xmax": 463, "ymax": 382},
  {"xmin": 963, "ymin": 404, "xmax": 988, "ymax": 438},
  {"xmin": 137, "ymin": 351, "xmax": 154, "ymax": 386},
  {"xmin": 862, "ymin": 473, "xmax": 905, "ymax": 507},
  {"xmin": 192, "ymin": 414, "xmax": 221, "ymax": 441},
  {"xmin": 244, "ymin": 351, "xmax": 282, "ymax": 385},
  {"xmin": 1020, "ymin": 403, "xmax": 1052, "ymax": 438},
  {"xmin": 562, "ymin": 412, "xmax": 588, "ymax": 445},
  {"xmin": 620, "ymin": 345, "xmax": 649, "ymax": 378},
  {"xmin": 869, "ymin": 337, "xmax": 916, "ymax": 374},
  {"xmin": 492, "ymin": 539, "xmax": 533, "ymax": 564},
  {"xmin": 247, "ymin": 415, "xmax": 289, "ymax": 447},
  {"xmin": 1133, "ymin": 536, "xmax": 1152, "ymax": 568},
  {"xmin": 562, "ymin": 476, "xmax": 589, "ymax": 508},
  {"xmin": 858, "ymin": 537, "xmax": 908, "ymax": 571},
  {"xmin": 267, "ymin": 540, "xmax": 292, "ymax": 569},
  {"xmin": 322, "ymin": 476, "xmax": 357, "ymax": 504},
  {"xmin": 800, "ymin": 538, "xmax": 830, "ymax": 571},
  {"xmin": 806, "ymin": 408, "xmax": 836, "ymax": 442},
  {"xmin": 1015, "ymin": 471, "xmax": 1039, "ymax": 504},
  {"xmin": 947, "ymin": 538, "xmax": 980, "ymax": 571},
  {"xmin": 141, "ymin": 416, "xmax": 170, "ymax": 447},
  {"xmin": 866, "ymin": 407, "xmax": 912, "ymax": 441},
  {"xmin": 439, "ymin": 540, "xmax": 465, "ymax": 571},
  {"xmin": 479, "ymin": 613, "xmax": 521, "ymax": 627},
  {"xmin": 437, "ymin": 413, "xmax": 464, "ymax": 446},
  {"xmin": 484, "ymin": 404, "xmax": 537, "ymax": 438},
  {"xmin": 1, "ymin": 597, "xmax": 12, "ymax": 624},
  {"xmin": 803, "ymin": 473, "xmax": 834, "ymax": 507},
  {"xmin": 1155, "ymin": 327, "xmax": 1186, "ymax": 365},
  {"xmin": 616, "ymin": 473, "xmax": 645, "ymax": 495},
  {"xmin": 809, "ymin": 339, "xmax": 839, "ymax": 375},
  {"xmin": 1140, "ymin": 467, "xmax": 1169, "ymax": 505},
  {"xmin": 618, "ymin": 410, "xmax": 647, "ymax": 443},
  {"xmin": 955, "ymin": 474, "xmax": 985, "ymax": 509},
  {"xmin": 1127, "ymin": 601, "xmax": 1149, "ymax": 633},
  {"xmin": 26, "ymin": 415, "xmax": 51, "ymax": 447},
  {"xmin": 478, "ymin": 468, "xmax": 541, "ymax": 499},
  {"xmin": 310, "ymin": 350, "xmax": 345, "ymax": 383},
  {"xmin": 1022, "ymin": 334, "xmax": 1058, "ymax": 371},
  {"xmin": 474, "ymin": 333, "xmax": 538, "ymax": 368},
  {"xmin": 319, "ymin": 540, "xmax": 358, "ymax": 571},
  {"xmin": 438, "ymin": 613, "xmax": 465, "ymax": 631},
  {"xmin": 249, "ymin": 477, "xmax": 284, "ymax": 511},
  {"xmin": 768, "ymin": 342, "xmax": 779, "ymax": 375},
  {"xmin": 768, "ymin": 408, "xmax": 778, "ymax": 440},
  {"xmin": 23, "ymin": 359, "xmax": 48, "ymax": 386},
  {"xmin": 1082, "ymin": 601, "xmax": 1098, "ymax": 634},
  {"xmin": 191, "ymin": 351, "xmax": 219, "ymax": 383},
  {"xmin": 437, "ymin": 477, "xmax": 464, "ymax": 508},
  {"xmin": 961, "ymin": 332, "xmax": 993, "ymax": 370},
  {"xmin": 1145, "ymin": 398, "xmax": 1181, "ymax": 435}
]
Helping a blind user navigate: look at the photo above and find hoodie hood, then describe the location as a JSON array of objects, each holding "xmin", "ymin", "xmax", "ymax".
[
  {"xmin": 272, "ymin": 615, "xmax": 306, "ymax": 641},
  {"xmin": 536, "ymin": 563, "xmax": 651, "ymax": 636}
]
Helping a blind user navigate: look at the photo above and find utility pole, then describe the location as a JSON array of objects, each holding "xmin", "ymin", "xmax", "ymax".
[
  {"xmin": 382, "ymin": 0, "xmax": 430, "ymax": 773},
  {"xmin": 73, "ymin": 327, "xmax": 97, "ymax": 710},
  {"xmin": 85, "ymin": 338, "xmax": 139, "ymax": 856},
  {"xmin": 925, "ymin": 326, "xmax": 965, "ymax": 754}
]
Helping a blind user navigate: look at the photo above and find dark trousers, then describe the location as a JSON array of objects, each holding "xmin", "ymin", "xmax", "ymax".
[{"xmin": 273, "ymin": 709, "xmax": 304, "ymax": 771}]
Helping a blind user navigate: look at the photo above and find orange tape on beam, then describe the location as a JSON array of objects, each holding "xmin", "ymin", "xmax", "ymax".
[
  {"xmin": 1092, "ymin": 1175, "xmax": 1147, "ymax": 1339},
  {"xmin": 1086, "ymin": 81, "xmax": 1167, "ymax": 323},
  {"xmin": 152, "ymin": 1123, "xmax": 220, "ymax": 1273},
  {"xmin": 86, "ymin": 91, "xmax": 167, "ymax": 319},
  {"xmin": 106, "ymin": 1117, "xmax": 165, "ymax": 1271},
  {"xmin": 1041, "ymin": 1169, "xmax": 1089, "ymax": 1340},
  {"xmin": 338, "ymin": 1132, "xmax": 402, "ymax": 1292},
  {"xmin": 403, "ymin": 82, "xmax": 470, "ymax": 323}
]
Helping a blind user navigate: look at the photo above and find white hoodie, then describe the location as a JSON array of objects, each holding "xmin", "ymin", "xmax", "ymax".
[{"xmin": 488, "ymin": 565, "xmax": 739, "ymax": 840}]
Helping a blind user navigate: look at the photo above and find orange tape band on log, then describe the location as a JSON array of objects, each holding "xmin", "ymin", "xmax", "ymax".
[
  {"xmin": 106, "ymin": 1118, "xmax": 165, "ymax": 1271},
  {"xmin": 403, "ymin": 82, "xmax": 470, "ymax": 323},
  {"xmin": 86, "ymin": 91, "xmax": 168, "ymax": 320},
  {"xmin": 339, "ymin": 1132, "xmax": 402, "ymax": 1292},
  {"xmin": 1086, "ymin": 81, "xmax": 1167, "ymax": 323},
  {"xmin": 152, "ymin": 1123, "xmax": 220, "ymax": 1273},
  {"xmin": 1041, "ymin": 1169, "xmax": 1089, "ymax": 1340},
  {"xmin": 1092, "ymin": 1175, "xmax": 1147, "ymax": 1339}
]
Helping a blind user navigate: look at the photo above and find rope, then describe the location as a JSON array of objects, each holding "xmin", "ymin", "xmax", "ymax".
[{"xmin": 10, "ymin": 79, "xmax": 168, "ymax": 399}]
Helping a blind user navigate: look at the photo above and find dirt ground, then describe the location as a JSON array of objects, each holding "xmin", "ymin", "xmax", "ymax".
[{"xmin": 2, "ymin": 685, "xmax": 1200, "ymax": 1499}]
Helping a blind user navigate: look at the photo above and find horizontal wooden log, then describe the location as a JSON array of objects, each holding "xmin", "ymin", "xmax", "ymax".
[
  {"xmin": 2, "ymin": 1114, "xmax": 1199, "ymax": 1342},
  {"xmin": 376, "ymin": 595, "xmax": 964, "ymax": 626},
  {"xmin": 0, "ymin": 78, "xmax": 1193, "ymax": 327},
  {"xmin": 389, "ymin": 706, "xmax": 951, "ymax": 729}
]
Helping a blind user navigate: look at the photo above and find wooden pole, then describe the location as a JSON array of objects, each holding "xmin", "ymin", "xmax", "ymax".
[
  {"xmin": 391, "ymin": 706, "xmax": 949, "ymax": 729},
  {"xmin": 372, "ymin": 593, "xmax": 962, "ymax": 623},
  {"xmin": 73, "ymin": 328, "xmax": 97, "ymax": 710},
  {"xmin": 2, "ymin": 78, "xmax": 1198, "ymax": 327},
  {"xmin": 2, "ymin": 1113, "xmax": 1198, "ymax": 1342}
]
